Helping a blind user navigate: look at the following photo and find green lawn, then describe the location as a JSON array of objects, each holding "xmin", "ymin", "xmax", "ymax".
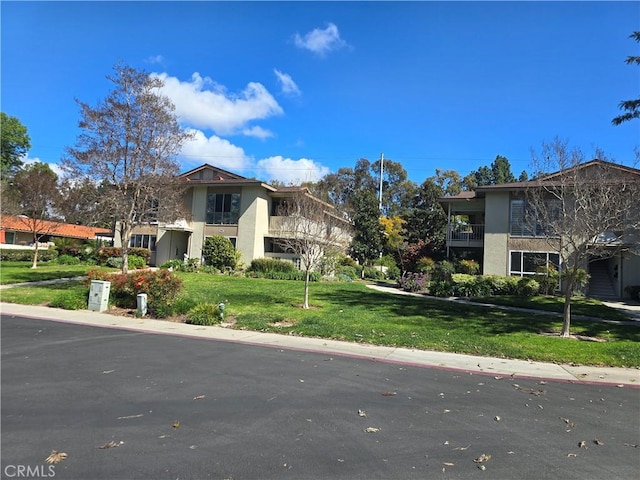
[
  {"xmin": 0, "ymin": 261, "xmax": 104, "ymax": 285},
  {"xmin": 1, "ymin": 270, "xmax": 638, "ymax": 368},
  {"xmin": 177, "ymin": 274, "xmax": 639, "ymax": 368},
  {"xmin": 472, "ymin": 294, "xmax": 631, "ymax": 322}
]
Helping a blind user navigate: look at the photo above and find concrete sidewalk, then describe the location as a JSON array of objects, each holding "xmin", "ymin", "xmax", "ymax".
[{"xmin": 1, "ymin": 302, "xmax": 638, "ymax": 388}]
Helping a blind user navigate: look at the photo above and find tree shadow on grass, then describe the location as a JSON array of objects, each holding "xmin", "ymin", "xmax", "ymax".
[{"xmin": 315, "ymin": 287, "xmax": 639, "ymax": 342}]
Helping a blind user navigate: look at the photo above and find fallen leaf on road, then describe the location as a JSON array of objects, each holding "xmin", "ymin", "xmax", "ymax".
[
  {"xmin": 363, "ymin": 427, "xmax": 380, "ymax": 433},
  {"xmin": 478, "ymin": 464, "xmax": 486, "ymax": 471},
  {"xmin": 567, "ymin": 453, "xmax": 577, "ymax": 457},
  {"xmin": 98, "ymin": 441, "xmax": 123, "ymax": 449},
  {"xmin": 102, "ymin": 370, "xmax": 115, "ymax": 374},
  {"xmin": 358, "ymin": 409, "xmax": 367, "ymax": 417},
  {"xmin": 594, "ymin": 438, "xmax": 604, "ymax": 446},
  {"xmin": 381, "ymin": 391, "xmax": 396, "ymax": 396},
  {"xmin": 473, "ymin": 453, "xmax": 491, "ymax": 463},
  {"xmin": 453, "ymin": 445, "xmax": 470, "ymax": 451},
  {"xmin": 561, "ymin": 418, "xmax": 576, "ymax": 429},
  {"xmin": 193, "ymin": 395, "xmax": 205, "ymax": 400},
  {"xmin": 494, "ymin": 416, "xmax": 501, "ymax": 422},
  {"xmin": 443, "ymin": 462, "xmax": 454, "ymax": 466},
  {"xmin": 494, "ymin": 376, "xmax": 503, "ymax": 380},
  {"xmin": 45, "ymin": 451, "xmax": 67, "ymax": 464},
  {"xmin": 172, "ymin": 421, "xmax": 180, "ymax": 428},
  {"xmin": 117, "ymin": 414, "xmax": 143, "ymax": 420},
  {"xmin": 624, "ymin": 443, "xmax": 638, "ymax": 448},
  {"xmin": 578, "ymin": 441, "xmax": 587, "ymax": 449}
]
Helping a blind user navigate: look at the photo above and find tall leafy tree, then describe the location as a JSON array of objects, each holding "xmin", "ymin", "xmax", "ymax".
[
  {"xmin": 370, "ymin": 158, "xmax": 416, "ymax": 217},
  {"xmin": 63, "ymin": 63, "xmax": 193, "ymax": 273},
  {"xmin": 403, "ymin": 178, "xmax": 447, "ymax": 249},
  {"xmin": 314, "ymin": 157, "xmax": 415, "ymax": 217},
  {"xmin": 349, "ymin": 189, "xmax": 385, "ymax": 272},
  {"xmin": 430, "ymin": 169, "xmax": 462, "ymax": 196},
  {"xmin": 465, "ymin": 155, "xmax": 516, "ymax": 188},
  {"xmin": 12, "ymin": 162, "xmax": 60, "ymax": 268},
  {"xmin": 491, "ymin": 155, "xmax": 516, "ymax": 184},
  {"xmin": 1, "ymin": 112, "xmax": 31, "ymax": 177},
  {"xmin": 612, "ymin": 31, "xmax": 640, "ymax": 125}
]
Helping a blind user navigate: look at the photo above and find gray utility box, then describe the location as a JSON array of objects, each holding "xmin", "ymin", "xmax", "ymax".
[{"xmin": 88, "ymin": 280, "xmax": 111, "ymax": 312}]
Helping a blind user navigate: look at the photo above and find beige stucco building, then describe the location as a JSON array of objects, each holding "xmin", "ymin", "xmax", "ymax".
[
  {"xmin": 440, "ymin": 160, "xmax": 640, "ymax": 300},
  {"xmin": 114, "ymin": 164, "xmax": 350, "ymax": 269}
]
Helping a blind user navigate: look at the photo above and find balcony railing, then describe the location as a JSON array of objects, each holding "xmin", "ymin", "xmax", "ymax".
[{"xmin": 446, "ymin": 223, "xmax": 484, "ymax": 245}]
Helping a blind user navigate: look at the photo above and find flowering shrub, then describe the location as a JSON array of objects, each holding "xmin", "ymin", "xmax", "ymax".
[
  {"xmin": 398, "ymin": 272, "xmax": 428, "ymax": 292},
  {"xmin": 97, "ymin": 247, "xmax": 151, "ymax": 265},
  {"xmin": 456, "ymin": 259, "xmax": 480, "ymax": 275},
  {"xmin": 87, "ymin": 269, "xmax": 183, "ymax": 317}
]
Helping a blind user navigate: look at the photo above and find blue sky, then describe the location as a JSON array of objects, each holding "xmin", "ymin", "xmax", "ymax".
[{"xmin": 2, "ymin": 1, "xmax": 639, "ymax": 185}]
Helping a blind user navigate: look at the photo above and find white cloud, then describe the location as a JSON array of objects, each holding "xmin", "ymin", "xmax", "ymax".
[
  {"xmin": 21, "ymin": 155, "xmax": 65, "ymax": 179},
  {"xmin": 293, "ymin": 23, "xmax": 347, "ymax": 56},
  {"xmin": 274, "ymin": 69, "xmax": 301, "ymax": 96},
  {"xmin": 180, "ymin": 129, "xmax": 252, "ymax": 171},
  {"xmin": 256, "ymin": 156, "xmax": 329, "ymax": 185},
  {"xmin": 154, "ymin": 72, "xmax": 283, "ymax": 136},
  {"xmin": 146, "ymin": 55, "xmax": 165, "ymax": 65},
  {"xmin": 242, "ymin": 126, "xmax": 274, "ymax": 139}
]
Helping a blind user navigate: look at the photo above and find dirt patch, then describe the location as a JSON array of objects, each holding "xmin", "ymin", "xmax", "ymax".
[
  {"xmin": 539, "ymin": 331, "xmax": 607, "ymax": 342},
  {"xmin": 269, "ymin": 320, "xmax": 297, "ymax": 328},
  {"xmin": 291, "ymin": 304, "xmax": 321, "ymax": 310}
]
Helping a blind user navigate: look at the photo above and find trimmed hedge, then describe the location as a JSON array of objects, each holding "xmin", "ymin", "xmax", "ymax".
[
  {"xmin": 0, "ymin": 248, "xmax": 58, "ymax": 262},
  {"xmin": 246, "ymin": 270, "xmax": 321, "ymax": 281},
  {"xmin": 247, "ymin": 258, "xmax": 297, "ymax": 273}
]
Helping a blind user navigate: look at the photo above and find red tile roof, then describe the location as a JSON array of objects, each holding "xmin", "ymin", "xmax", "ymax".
[{"xmin": 0, "ymin": 215, "xmax": 112, "ymax": 240}]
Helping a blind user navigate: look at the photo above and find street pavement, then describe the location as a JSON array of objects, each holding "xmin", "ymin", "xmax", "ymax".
[
  {"xmin": 1, "ymin": 312, "xmax": 639, "ymax": 480},
  {"xmin": 1, "ymin": 302, "xmax": 638, "ymax": 387}
]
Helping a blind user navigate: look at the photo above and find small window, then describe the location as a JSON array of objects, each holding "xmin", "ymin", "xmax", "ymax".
[{"xmin": 129, "ymin": 234, "xmax": 157, "ymax": 251}]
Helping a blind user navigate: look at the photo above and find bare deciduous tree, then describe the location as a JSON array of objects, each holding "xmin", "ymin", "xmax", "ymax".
[
  {"xmin": 274, "ymin": 189, "xmax": 351, "ymax": 308},
  {"xmin": 63, "ymin": 63, "xmax": 193, "ymax": 273},
  {"xmin": 11, "ymin": 162, "xmax": 61, "ymax": 268},
  {"xmin": 527, "ymin": 138, "xmax": 640, "ymax": 337}
]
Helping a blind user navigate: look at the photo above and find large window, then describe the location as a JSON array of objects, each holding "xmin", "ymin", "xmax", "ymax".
[
  {"xmin": 206, "ymin": 193, "xmax": 241, "ymax": 225},
  {"xmin": 510, "ymin": 199, "xmax": 560, "ymax": 237},
  {"xmin": 509, "ymin": 251, "xmax": 560, "ymax": 277},
  {"xmin": 129, "ymin": 234, "xmax": 156, "ymax": 251}
]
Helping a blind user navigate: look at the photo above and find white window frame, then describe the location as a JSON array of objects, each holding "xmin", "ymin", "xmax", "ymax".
[{"xmin": 509, "ymin": 250, "xmax": 560, "ymax": 277}]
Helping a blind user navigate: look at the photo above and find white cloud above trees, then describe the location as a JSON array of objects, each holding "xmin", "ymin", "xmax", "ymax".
[
  {"xmin": 256, "ymin": 156, "xmax": 330, "ymax": 184},
  {"xmin": 152, "ymin": 70, "xmax": 329, "ymax": 183},
  {"xmin": 154, "ymin": 72, "xmax": 283, "ymax": 135},
  {"xmin": 180, "ymin": 129, "xmax": 252, "ymax": 171}
]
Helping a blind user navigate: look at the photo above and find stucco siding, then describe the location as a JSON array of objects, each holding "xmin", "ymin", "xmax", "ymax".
[
  {"xmin": 482, "ymin": 191, "xmax": 510, "ymax": 276},
  {"xmin": 190, "ymin": 186, "xmax": 208, "ymax": 257},
  {"xmin": 236, "ymin": 186, "xmax": 268, "ymax": 263}
]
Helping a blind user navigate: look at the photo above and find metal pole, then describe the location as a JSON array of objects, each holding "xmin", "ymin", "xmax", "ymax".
[{"xmin": 378, "ymin": 152, "xmax": 384, "ymax": 212}]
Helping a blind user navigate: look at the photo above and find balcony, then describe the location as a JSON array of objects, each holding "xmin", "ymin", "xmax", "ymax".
[{"xmin": 446, "ymin": 223, "xmax": 484, "ymax": 247}]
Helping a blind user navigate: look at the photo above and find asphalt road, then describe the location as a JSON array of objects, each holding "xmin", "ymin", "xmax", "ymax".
[{"xmin": 1, "ymin": 315, "xmax": 639, "ymax": 480}]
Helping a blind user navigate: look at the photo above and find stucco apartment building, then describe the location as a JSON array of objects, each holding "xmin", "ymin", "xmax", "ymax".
[
  {"xmin": 115, "ymin": 164, "xmax": 350, "ymax": 268},
  {"xmin": 439, "ymin": 160, "xmax": 640, "ymax": 300}
]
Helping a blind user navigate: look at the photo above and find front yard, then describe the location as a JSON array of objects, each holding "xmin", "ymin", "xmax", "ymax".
[{"xmin": 1, "ymin": 264, "xmax": 638, "ymax": 368}]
